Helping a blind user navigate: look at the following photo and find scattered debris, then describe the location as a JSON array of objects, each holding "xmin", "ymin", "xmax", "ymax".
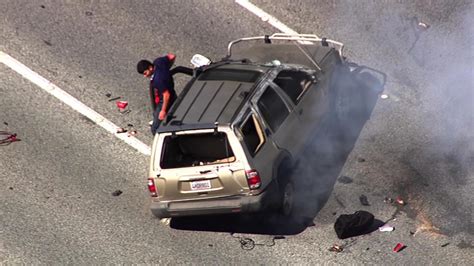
[
  {"xmin": 334, "ymin": 211, "xmax": 374, "ymax": 239},
  {"xmin": 396, "ymin": 196, "xmax": 406, "ymax": 206},
  {"xmin": 116, "ymin": 101, "xmax": 128, "ymax": 109},
  {"xmin": 384, "ymin": 197, "xmax": 394, "ymax": 204},
  {"xmin": 127, "ymin": 130, "xmax": 137, "ymax": 137},
  {"xmin": 3, "ymin": 122, "xmax": 8, "ymax": 126},
  {"xmin": 43, "ymin": 40, "xmax": 52, "ymax": 46},
  {"xmin": 332, "ymin": 212, "xmax": 337, "ymax": 216},
  {"xmin": 111, "ymin": 190, "xmax": 123, "ymax": 196},
  {"xmin": 78, "ymin": 75, "xmax": 82, "ymax": 79},
  {"xmin": 208, "ymin": 244, "xmax": 213, "ymax": 247},
  {"xmin": 329, "ymin": 244, "xmax": 344, "ymax": 253},
  {"xmin": 9, "ymin": 187, "xmax": 13, "ymax": 190},
  {"xmin": 160, "ymin": 218, "xmax": 171, "ymax": 225},
  {"xmin": 417, "ymin": 21, "xmax": 430, "ymax": 31},
  {"xmin": 357, "ymin": 157, "xmax": 366, "ymax": 162},
  {"xmin": 127, "ymin": 123, "xmax": 134, "ymax": 128},
  {"xmin": 230, "ymin": 233, "xmax": 279, "ymax": 250},
  {"xmin": 338, "ymin": 175, "xmax": 353, "ymax": 184},
  {"xmin": 116, "ymin": 128, "xmax": 127, "ymax": 134},
  {"xmin": 359, "ymin": 194, "xmax": 370, "ymax": 206},
  {"xmin": 108, "ymin": 96, "xmax": 121, "ymax": 102},
  {"xmin": 380, "ymin": 94, "xmax": 389, "ymax": 99},
  {"xmin": 410, "ymin": 230, "xmax": 415, "ymax": 235},
  {"xmin": 379, "ymin": 224, "xmax": 395, "ymax": 232},
  {"xmin": 393, "ymin": 243, "xmax": 406, "ymax": 252},
  {"xmin": 85, "ymin": 11, "xmax": 93, "ymax": 16},
  {"xmin": 441, "ymin": 242, "xmax": 450, "ymax": 247},
  {"xmin": 0, "ymin": 131, "xmax": 21, "ymax": 146},
  {"xmin": 105, "ymin": 93, "xmax": 112, "ymax": 98},
  {"xmin": 40, "ymin": 5, "xmax": 45, "ymax": 8}
]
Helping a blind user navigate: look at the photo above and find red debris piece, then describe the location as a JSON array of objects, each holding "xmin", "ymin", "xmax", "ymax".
[
  {"xmin": 116, "ymin": 100, "xmax": 128, "ymax": 110},
  {"xmin": 0, "ymin": 131, "xmax": 21, "ymax": 145},
  {"xmin": 396, "ymin": 196, "xmax": 406, "ymax": 206},
  {"xmin": 393, "ymin": 243, "xmax": 406, "ymax": 252}
]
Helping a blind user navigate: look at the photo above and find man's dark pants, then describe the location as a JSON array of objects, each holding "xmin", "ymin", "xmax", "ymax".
[{"xmin": 151, "ymin": 102, "xmax": 163, "ymax": 135}]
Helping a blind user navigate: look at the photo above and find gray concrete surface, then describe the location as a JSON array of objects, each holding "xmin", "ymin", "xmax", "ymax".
[{"xmin": 1, "ymin": 0, "xmax": 472, "ymax": 264}]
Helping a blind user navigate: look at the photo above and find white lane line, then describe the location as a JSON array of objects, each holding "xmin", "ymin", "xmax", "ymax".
[
  {"xmin": 0, "ymin": 51, "xmax": 151, "ymax": 156},
  {"xmin": 235, "ymin": 0, "xmax": 317, "ymax": 38}
]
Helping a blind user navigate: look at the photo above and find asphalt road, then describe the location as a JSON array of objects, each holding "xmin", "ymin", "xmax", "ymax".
[{"xmin": 1, "ymin": 0, "xmax": 473, "ymax": 264}]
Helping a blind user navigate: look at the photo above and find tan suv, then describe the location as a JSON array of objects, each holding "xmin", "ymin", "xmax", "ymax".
[{"xmin": 147, "ymin": 34, "xmax": 348, "ymax": 219}]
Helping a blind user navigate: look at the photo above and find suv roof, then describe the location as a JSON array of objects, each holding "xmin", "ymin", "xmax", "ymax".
[
  {"xmin": 159, "ymin": 33, "xmax": 344, "ymax": 133},
  {"xmin": 166, "ymin": 64, "xmax": 270, "ymax": 127}
]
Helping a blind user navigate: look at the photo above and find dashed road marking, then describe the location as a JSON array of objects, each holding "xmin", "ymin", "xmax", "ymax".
[{"xmin": 0, "ymin": 51, "xmax": 151, "ymax": 156}]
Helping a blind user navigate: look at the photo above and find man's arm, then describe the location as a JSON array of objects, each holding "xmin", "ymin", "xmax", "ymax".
[{"xmin": 159, "ymin": 89, "xmax": 171, "ymax": 120}]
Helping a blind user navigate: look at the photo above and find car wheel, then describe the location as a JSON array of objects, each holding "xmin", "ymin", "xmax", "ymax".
[{"xmin": 281, "ymin": 180, "xmax": 295, "ymax": 217}]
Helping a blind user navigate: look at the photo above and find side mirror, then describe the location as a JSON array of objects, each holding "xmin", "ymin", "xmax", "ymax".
[{"xmin": 190, "ymin": 54, "xmax": 211, "ymax": 68}]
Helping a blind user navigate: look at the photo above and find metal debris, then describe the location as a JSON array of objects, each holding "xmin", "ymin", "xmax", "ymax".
[
  {"xmin": 384, "ymin": 197, "xmax": 394, "ymax": 204},
  {"xmin": 329, "ymin": 244, "xmax": 344, "ymax": 253},
  {"xmin": 111, "ymin": 190, "xmax": 123, "ymax": 196},
  {"xmin": 108, "ymin": 96, "xmax": 121, "ymax": 102},
  {"xmin": 381, "ymin": 94, "xmax": 389, "ymax": 99},
  {"xmin": 417, "ymin": 21, "xmax": 430, "ymax": 30}
]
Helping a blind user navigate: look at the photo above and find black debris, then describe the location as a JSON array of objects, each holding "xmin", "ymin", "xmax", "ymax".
[
  {"xmin": 208, "ymin": 244, "xmax": 213, "ymax": 247},
  {"xmin": 9, "ymin": 187, "xmax": 13, "ymax": 190},
  {"xmin": 359, "ymin": 194, "xmax": 370, "ymax": 206},
  {"xmin": 116, "ymin": 128, "xmax": 127, "ymax": 134},
  {"xmin": 40, "ymin": 5, "xmax": 45, "ymax": 8},
  {"xmin": 108, "ymin": 96, "xmax": 121, "ymax": 102},
  {"xmin": 441, "ymin": 242, "xmax": 450, "ymax": 247},
  {"xmin": 127, "ymin": 123, "xmax": 134, "ymax": 128},
  {"xmin": 334, "ymin": 211, "xmax": 375, "ymax": 239},
  {"xmin": 85, "ymin": 11, "xmax": 93, "ymax": 16},
  {"xmin": 3, "ymin": 122, "xmax": 8, "ymax": 126},
  {"xmin": 112, "ymin": 190, "xmax": 123, "ymax": 196},
  {"xmin": 357, "ymin": 158, "xmax": 366, "ymax": 162},
  {"xmin": 105, "ymin": 93, "xmax": 112, "ymax": 98},
  {"xmin": 332, "ymin": 212, "xmax": 337, "ymax": 216},
  {"xmin": 78, "ymin": 75, "xmax": 82, "ymax": 78},
  {"xmin": 121, "ymin": 109, "xmax": 131, "ymax": 115},
  {"xmin": 338, "ymin": 175, "xmax": 353, "ymax": 184},
  {"xmin": 384, "ymin": 197, "xmax": 394, "ymax": 203},
  {"xmin": 43, "ymin": 40, "xmax": 52, "ymax": 46}
]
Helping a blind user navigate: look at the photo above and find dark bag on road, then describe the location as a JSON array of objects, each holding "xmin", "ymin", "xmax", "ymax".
[{"xmin": 334, "ymin": 210, "xmax": 374, "ymax": 239}]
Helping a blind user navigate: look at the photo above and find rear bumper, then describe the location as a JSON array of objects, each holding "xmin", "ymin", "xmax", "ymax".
[{"xmin": 150, "ymin": 180, "xmax": 279, "ymax": 219}]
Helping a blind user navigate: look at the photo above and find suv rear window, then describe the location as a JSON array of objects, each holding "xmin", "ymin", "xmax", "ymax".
[
  {"xmin": 198, "ymin": 69, "xmax": 261, "ymax": 82},
  {"xmin": 160, "ymin": 132, "xmax": 235, "ymax": 169}
]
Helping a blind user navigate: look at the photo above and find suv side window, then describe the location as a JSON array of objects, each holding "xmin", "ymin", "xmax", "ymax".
[
  {"xmin": 257, "ymin": 86, "xmax": 289, "ymax": 132},
  {"xmin": 240, "ymin": 112, "xmax": 265, "ymax": 156},
  {"xmin": 274, "ymin": 70, "xmax": 313, "ymax": 104}
]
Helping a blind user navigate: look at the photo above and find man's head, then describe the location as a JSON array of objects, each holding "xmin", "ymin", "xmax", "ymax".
[{"xmin": 137, "ymin": 60, "xmax": 154, "ymax": 77}]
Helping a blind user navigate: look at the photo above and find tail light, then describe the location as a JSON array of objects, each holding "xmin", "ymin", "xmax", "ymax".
[
  {"xmin": 147, "ymin": 178, "xmax": 158, "ymax": 197},
  {"xmin": 245, "ymin": 169, "xmax": 261, "ymax": 189}
]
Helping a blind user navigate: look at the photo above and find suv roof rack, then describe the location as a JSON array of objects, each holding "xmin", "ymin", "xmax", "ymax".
[{"xmin": 226, "ymin": 33, "xmax": 344, "ymax": 59}]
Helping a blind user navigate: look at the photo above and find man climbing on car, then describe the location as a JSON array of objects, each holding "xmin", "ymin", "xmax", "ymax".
[{"xmin": 137, "ymin": 54, "xmax": 192, "ymax": 135}]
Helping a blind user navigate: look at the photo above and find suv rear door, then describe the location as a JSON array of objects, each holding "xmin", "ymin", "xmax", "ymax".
[{"xmin": 153, "ymin": 128, "xmax": 249, "ymax": 201}]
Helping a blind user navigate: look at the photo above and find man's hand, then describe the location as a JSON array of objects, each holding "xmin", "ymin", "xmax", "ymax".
[{"xmin": 159, "ymin": 110, "xmax": 167, "ymax": 120}]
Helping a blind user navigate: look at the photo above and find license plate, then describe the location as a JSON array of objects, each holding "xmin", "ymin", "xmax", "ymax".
[{"xmin": 190, "ymin": 180, "xmax": 211, "ymax": 191}]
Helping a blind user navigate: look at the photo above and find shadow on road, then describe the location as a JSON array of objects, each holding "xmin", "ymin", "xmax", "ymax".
[{"xmin": 170, "ymin": 65, "xmax": 386, "ymax": 235}]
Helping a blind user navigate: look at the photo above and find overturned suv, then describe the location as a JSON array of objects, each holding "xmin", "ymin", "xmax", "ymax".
[{"xmin": 148, "ymin": 33, "xmax": 353, "ymax": 219}]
